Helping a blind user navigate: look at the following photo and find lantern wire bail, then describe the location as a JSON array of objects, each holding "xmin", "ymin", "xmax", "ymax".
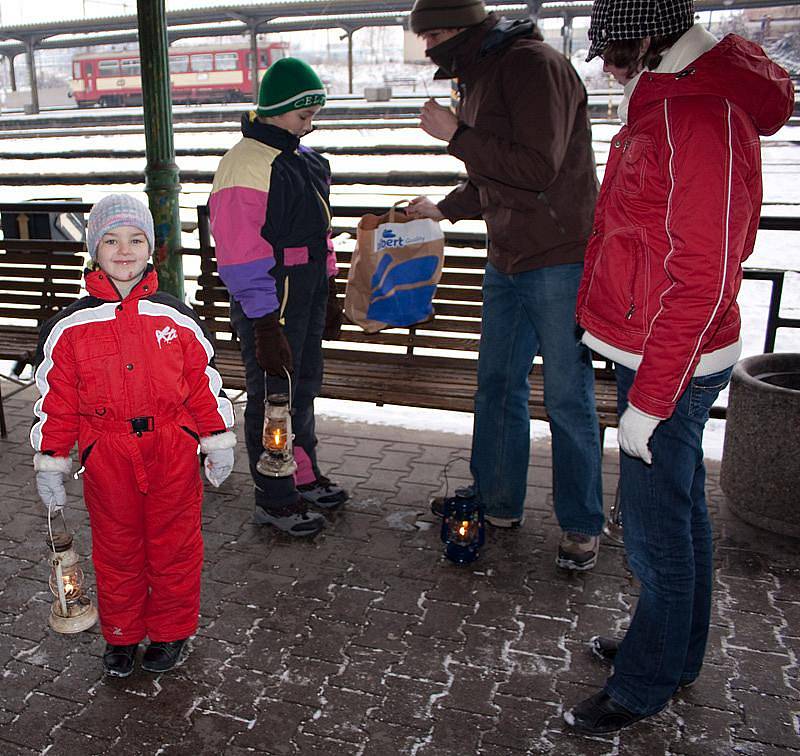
[
  {"xmin": 47, "ymin": 508, "xmax": 70, "ymax": 617},
  {"xmin": 263, "ymin": 366, "xmax": 293, "ymax": 407}
]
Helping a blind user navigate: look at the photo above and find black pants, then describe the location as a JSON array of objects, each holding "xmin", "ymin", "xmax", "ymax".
[{"xmin": 230, "ymin": 257, "xmax": 328, "ymax": 509}]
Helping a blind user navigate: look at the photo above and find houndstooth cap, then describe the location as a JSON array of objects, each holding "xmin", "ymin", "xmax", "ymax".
[{"xmin": 587, "ymin": 0, "xmax": 695, "ymax": 61}]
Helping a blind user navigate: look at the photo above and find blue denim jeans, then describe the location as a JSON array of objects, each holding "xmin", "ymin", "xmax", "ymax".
[
  {"xmin": 606, "ymin": 364, "xmax": 732, "ymax": 715},
  {"xmin": 470, "ymin": 262, "xmax": 603, "ymax": 534}
]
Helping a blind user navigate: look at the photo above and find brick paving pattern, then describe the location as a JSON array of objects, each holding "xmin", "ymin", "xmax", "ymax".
[{"xmin": 1, "ymin": 386, "xmax": 799, "ymax": 754}]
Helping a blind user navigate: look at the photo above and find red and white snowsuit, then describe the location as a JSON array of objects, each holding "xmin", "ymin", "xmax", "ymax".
[{"xmin": 31, "ymin": 266, "xmax": 235, "ymax": 644}]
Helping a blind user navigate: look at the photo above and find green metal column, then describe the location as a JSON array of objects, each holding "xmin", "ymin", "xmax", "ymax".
[{"xmin": 137, "ymin": 0, "xmax": 183, "ymax": 300}]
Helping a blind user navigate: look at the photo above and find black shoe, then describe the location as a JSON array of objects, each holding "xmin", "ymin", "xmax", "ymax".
[
  {"xmin": 563, "ymin": 690, "xmax": 652, "ymax": 734},
  {"xmin": 102, "ymin": 643, "xmax": 138, "ymax": 678},
  {"xmin": 589, "ymin": 635, "xmax": 620, "ymax": 664},
  {"xmin": 588, "ymin": 636, "xmax": 696, "ymax": 690},
  {"xmin": 297, "ymin": 476, "xmax": 348, "ymax": 509},
  {"xmin": 141, "ymin": 638, "xmax": 188, "ymax": 673}
]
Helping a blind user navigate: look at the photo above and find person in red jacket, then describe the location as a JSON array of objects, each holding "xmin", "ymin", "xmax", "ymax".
[
  {"xmin": 31, "ymin": 194, "xmax": 236, "ymax": 678},
  {"xmin": 563, "ymin": 0, "xmax": 794, "ymax": 734}
]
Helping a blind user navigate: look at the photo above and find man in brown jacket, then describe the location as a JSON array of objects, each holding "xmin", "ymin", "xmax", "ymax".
[{"xmin": 408, "ymin": 0, "xmax": 604, "ymax": 570}]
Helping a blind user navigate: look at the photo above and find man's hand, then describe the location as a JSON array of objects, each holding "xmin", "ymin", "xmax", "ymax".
[
  {"xmin": 618, "ymin": 405, "xmax": 661, "ymax": 465},
  {"xmin": 420, "ymin": 98, "xmax": 459, "ymax": 142},
  {"xmin": 406, "ymin": 196, "xmax": 445, "ymax": 221}
]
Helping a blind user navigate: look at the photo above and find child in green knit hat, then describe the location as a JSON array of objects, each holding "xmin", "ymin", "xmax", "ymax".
[
  {"xmin": 255, "ymin": 57, "xmax": 327, "ymax": 136},
  {"xmin": 209, "ymin": 57, "xmax": 348, "ymax": 537}
]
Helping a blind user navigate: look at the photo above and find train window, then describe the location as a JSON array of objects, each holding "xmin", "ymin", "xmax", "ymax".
[
  {"xmin": 169, "ymin": 56, "xmax": 189, "ymax": 74},
  {"xmin": 272, "ymin": 47, "xmax": 288, "ymax": 61},
  {"xmin": 215, "ymin": 53, "xmax": 238, "ymax": 71},
  {"xmin": 191, "ymin": 54, "xmax": 213, "ymax": 72},
  {"xmin": 247, "ymin": 52, "xmax": 270, "ymax": 69},
  {"xmin": 98, "ymin": 60, "xmax": 120, "ymax": 77},
  {"xmin": 121, "ymin": 59, "xmax": 141, "ymax": 76},
  {"xmin": 73, "ymin": 62, "xmax": 81, "ymax": 78}
]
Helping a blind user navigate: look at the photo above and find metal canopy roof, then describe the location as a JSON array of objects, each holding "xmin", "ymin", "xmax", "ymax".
[{"xmin": 1, "ymin": 0, "xmax": 796, "ymax": 46}]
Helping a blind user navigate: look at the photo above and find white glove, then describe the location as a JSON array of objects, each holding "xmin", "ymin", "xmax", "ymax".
[
  {"xmin": 33, "ymin": 453, "xmax": 72, "ymax": 513},
  {"xmin": 618, "ymin": 405, "xmax": 661, "ymax": 464},
  {"xmin": 36, "ymin": 471, "xmax": 67, "ymax": 513},
  {"xmin": 199, "ymin": 431, "xmax": 237, "ymax": 488},
  {"xmin": 204, "ymin": 447, "xmax": 234, "ymax": 488}
]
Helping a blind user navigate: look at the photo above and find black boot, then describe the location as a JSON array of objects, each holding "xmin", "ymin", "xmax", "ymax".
[
  {"xmin": 141, "ymin": 638, "xmax": 188, "ymax": 673},
  {"xmin": 102, "ymin": 643, "xmax": 138, "ymax": 677}
]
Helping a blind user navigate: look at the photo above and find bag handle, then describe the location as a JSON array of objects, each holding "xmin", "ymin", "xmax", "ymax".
[{"xmin": 388, "ymin": 199, "xmax": 410, "ymax": 224}]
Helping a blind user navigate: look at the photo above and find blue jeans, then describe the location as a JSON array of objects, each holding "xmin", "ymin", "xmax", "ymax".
[
  {"xmin": 470, "ymin": 262, "xmax": 603, "ymax": 534},
  {"xmin": 607, "ymin": 364, "xmax": 732, "ymax": 715}
]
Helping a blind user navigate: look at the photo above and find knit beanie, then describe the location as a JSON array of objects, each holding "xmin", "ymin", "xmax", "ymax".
[
  {"xmin": 410, "ymin": 0, "xmax": 487, "ymax": 34},
  {"xmin": 587, "ymin": 0, "xmax": 695, "ymax": 61},
  {"xmin": 86, "ymin": 194, "xmax": 155, "ymax": 261},
  {"xmin": 256, "ymin": 58, "xmax": 326, "ymax": 117}
]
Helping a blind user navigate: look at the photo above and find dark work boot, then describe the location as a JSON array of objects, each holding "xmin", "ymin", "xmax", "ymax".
[
  {"xmin": 102, "ymin": 643, "xmax": 138, "ymax": 677},
  {"xmin": 141, "ymin": 638, "xmax": 188, "ymax": 673}
]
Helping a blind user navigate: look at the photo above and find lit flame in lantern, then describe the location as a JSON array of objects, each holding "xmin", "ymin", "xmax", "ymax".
[
  {"xmin": 458, "ymin": 521, "xmax": 470, "ymax": 538},
  {"xmin": 271, "ymin": 428, "xmax": 285, "ymax": 448},
  {"xmin": 62, "ymin": 576, "xmax": 78, "ymax": 598}
]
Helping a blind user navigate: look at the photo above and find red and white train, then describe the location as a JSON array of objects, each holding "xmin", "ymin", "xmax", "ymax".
[{"xmin": 69, "ymin": 42, "xmax": 289, "ymax": 107}]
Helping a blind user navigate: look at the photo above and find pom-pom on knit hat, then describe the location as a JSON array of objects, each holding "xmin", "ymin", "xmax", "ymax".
[
  {"xmin": 410, "ymin": 0, "xmax": 487, "ymax": 35},
  {"xmin": 256, "ymin": 57, "xmax": 326, "ymax": 117},
  {"xmin": 587, "ymin": 0, "xmax": 695, "ymax": 61},
  {"xmin": 86, "ymin": 194, "xmax": 155, "ymax": 261}
]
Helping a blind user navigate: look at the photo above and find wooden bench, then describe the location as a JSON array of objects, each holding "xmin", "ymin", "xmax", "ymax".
[
  {"xmin": 0, "ymin": 230, "xmax": 88, "ymax": 438},
  {"xmin": 191, "ymin": 205, "xmax": 620, "ymax": 437}
]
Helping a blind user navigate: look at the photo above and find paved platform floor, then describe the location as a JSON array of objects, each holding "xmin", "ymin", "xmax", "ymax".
[{"xmin": 1, "ymin": 385, "xmax": 799, "ymax": 755}]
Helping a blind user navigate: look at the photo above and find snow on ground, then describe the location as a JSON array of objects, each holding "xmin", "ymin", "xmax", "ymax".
[{"xmin": 0, "ymin": 123, "xmax": 798, "ymax": 460}]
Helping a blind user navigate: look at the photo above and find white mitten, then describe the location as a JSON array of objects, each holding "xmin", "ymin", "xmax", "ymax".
[
  {"xmin": 618, "ymin": 405, "xmax": 661, "ymax": 464},
  {"xmin": 200, "ymin": 432, "xmax": 237, "ymax": 488},
  {"xmin": 33, "ymin": 453, "xmax": 72, "ymax": 513}
]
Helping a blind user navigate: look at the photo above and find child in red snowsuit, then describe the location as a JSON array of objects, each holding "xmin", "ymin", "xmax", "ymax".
[{"xmin": 31, "ymin": 194, "xmax": 236, "ymax": 677}]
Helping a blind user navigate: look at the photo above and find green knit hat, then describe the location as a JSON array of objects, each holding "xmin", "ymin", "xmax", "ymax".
[{"xmin": 256, "ymin": 57, "xmax": 326, "ymax": 117}]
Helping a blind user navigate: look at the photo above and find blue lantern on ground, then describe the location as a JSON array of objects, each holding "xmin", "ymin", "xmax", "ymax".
[{"xmin": 440, "ymin": 487, "xmax": 485, "ymax": 565}]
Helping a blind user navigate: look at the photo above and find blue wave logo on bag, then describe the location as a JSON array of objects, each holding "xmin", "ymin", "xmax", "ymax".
[{"xmin": 367, "ymin": 253, "xmax": 440, "ymax": 326}]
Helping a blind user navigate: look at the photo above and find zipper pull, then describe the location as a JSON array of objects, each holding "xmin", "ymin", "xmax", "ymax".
[
  {"xmin": 73, "ymin": 466, "xmax": 86, "ymax": 480},
  {"xmin": 625, "ymin": 304, "xmax": 636, "ymax": 320}
]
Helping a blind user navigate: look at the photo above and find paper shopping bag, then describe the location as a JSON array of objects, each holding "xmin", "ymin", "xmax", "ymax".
[{"xmin": 344, "ymin": 204, "xmax": 444, "ymax": 333}]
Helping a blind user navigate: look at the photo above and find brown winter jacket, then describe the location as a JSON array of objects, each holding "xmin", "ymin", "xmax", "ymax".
[{"xmin": 434, "ymin": 14, "xmax": 598, "ymax": 274}]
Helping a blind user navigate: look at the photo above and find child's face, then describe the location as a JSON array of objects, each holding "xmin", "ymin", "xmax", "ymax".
[
  {"xmin": 267, "ymin": 105, "xmax": 322, "ymax": 137},
  {"xmin": 95, "ymin": 225, "xmax": 150, "ymax": 289}
]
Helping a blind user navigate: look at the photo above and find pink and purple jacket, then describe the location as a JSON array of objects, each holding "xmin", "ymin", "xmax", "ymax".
[{"xmin": 209, "ymin": 114, "xmax": 337, "ymax": 318}]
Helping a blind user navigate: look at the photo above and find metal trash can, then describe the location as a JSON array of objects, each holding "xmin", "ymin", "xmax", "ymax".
[{"xmin": 720, "ymin": 353, "xmax": 800, "ymax": 537}]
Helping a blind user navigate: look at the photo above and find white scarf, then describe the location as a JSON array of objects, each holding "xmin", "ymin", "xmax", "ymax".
[{"xmin": 617, "ymin": 23, "xmax": 719, "ymax": 124}]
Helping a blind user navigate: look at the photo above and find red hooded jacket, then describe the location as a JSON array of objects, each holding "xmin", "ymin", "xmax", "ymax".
[{"xmin": 576, "ymin": 34, "xmax": 794, "ymax": 419}]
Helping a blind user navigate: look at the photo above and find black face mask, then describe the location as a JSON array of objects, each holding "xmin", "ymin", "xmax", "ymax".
[{"xmin": 425, "ymin": 29, "xmax": 470, "ymax": 79}]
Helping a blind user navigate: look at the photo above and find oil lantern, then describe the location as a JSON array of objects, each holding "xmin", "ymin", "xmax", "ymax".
[
  {"xmin": 440, "ymin": 487, "xmax": 485, "ymax": 565},
  {"xmin": 46, "ymin": 517, "xmax": 98, "ymax": 633},
  {"xmin": 256, "ymin": 392, "xmax": 297, "ymax": 477}
]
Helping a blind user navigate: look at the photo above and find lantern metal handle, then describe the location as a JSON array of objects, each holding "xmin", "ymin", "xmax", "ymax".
[
  {"xmin": 263, "ymin": 366, "xmax": 293, "ymax": 408},
  {"xmin": 46, "ymin": 509, "xmax": 70, "ymax": 616}
]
